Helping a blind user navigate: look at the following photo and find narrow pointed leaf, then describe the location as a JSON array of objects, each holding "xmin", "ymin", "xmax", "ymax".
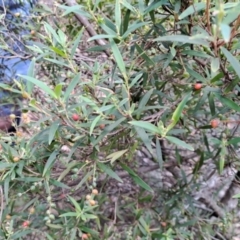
[
  {"xmin": 221, "ymin": 47, "xmax": 240, "ymax": 78},
  {"xmin": 166, "ymin": 136, "xmax": 194, "ymax": 151}
]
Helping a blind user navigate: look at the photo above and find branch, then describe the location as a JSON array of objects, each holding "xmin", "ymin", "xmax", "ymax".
[{"xmin": 62, "ymin": 0, "xmax": 110, "ymax": 58}]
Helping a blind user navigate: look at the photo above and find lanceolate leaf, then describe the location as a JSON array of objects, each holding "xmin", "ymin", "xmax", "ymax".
[
  {"xmin": 106, "ymin": 149, "xmax": 128, "ymax": 164},
  {"xmin": 153, "ymin": 35, "xmax": 209, "ymax": 46},
  {"xmin": 43, "ymin": 150, "xmax": 59, "ymax": 177},
  {"xmin": 218, "ymin": 96, "xmax": 240, "ymax": 112},
  {"xmin": 166, "ymin": 92, "xmax": 191, "ymax": 132},
  {"xmin": 172, "ymin": 92, "xmax": 191, "ymax": 123},
  {"xmin": 110, "ymin": 39, "xmax": 127, "ymax": 79},
  {"xmin": 228, "ymin": 137, "xmax": 240, "ymax": 145},
  {"xmin": 20, "ymin": 75, "xmax": 57, "ymax": 99},
  {"xmin": 166, "ymin": 136, "xmax": 194, "ymax": 151},
  {"xmin": 221, "ymin": 47, "xmax": 240, "ymax": 79},
  {"xmin": 129, "ymin": 121, "xmax": 161, "ymax": 134},
  {"xmin": 120, "ymin": 163, "xmax": 153, "ymax": 192},
  {"xmin": 135, "ymin": 127, "xmax": 154, "ymax": 155},
  {"xmin": 97, "ymin": 162, "xmax": 123, "ymax": 183},
  {"xmin": 179, "ymin": 2, "xmax": 206, "ymax": 20}
]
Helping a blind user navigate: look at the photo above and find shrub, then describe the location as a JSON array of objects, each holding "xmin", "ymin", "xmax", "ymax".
[{"xmin": 1, "ymin": 0, "xmax": 240, "ymax": 239}]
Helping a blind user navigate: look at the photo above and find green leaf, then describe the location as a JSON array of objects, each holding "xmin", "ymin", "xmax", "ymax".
[
  {"xmin": 193, "ymin": 90, "xmax": 208, "ymax": 114},
  {"xmin": 71, "ymin": 28, "xmax": 84, "ymax": 59},
  {"xmin": 233, "ymin": 193, "xmax": 240, "ymax": 199},
  {"xmin": 50, "ymin": 47, "xmax": 66, "ymax": 57},
  {"xmin": 11, "ymin": 230, "xmax": 33, "ymax": 239},
  {"xmin": 83, "ymin": 213, "xmax": 98, "ymax": 220},
  {"xmin": 50, "ymin": 179, "xmax": 70, "ymax": 189},
  {"xmin": 122, "ymin": 22, "xmax": 150, "ymax": 39},
  {"xmin": 106, "ymin": 149, "xmax": 128, "ymax": 164},
  {"xmin": 64, "ymin": 73, "xmax": 81, "ymax": 101},
  {"xmin": 139, "ymin": 216, "xmax": 149, "ymax": 234},
  {"xmin": 228, "ymin": 137, "xmax": 240, "ymax": 145},
  {"xmin": 166, "ymin": 92, "xmax": 191, "ymax": 132},
  {"xmin": 170, "ymin": 46, "xmax": 176, "ymax": 58},
  {"xmin": 193, "ymin": 152, "xmax": 204, "ymax": 174},
  {"xmin": 43, "ymin": 150, "xmax": 59, "ymax": 177},
  {"xmin": 44, "ymin": 58, "xmax": 70, "ymax": 68},
  {"xmin": 26, "ymin": 60, "xmax": 35, "ymax": 92},
  {"xmin": 121, "ymin": 0, "xmax": 137, "ymax": 12},
  {"xmin": 164, "ymin": 52, "xmax": 175, "ymax": 69},
  {"xmin": 0, "ymin": 162, "xmax": 12, "ymax": 171},
  {"xmin": 27, "ymin": 45, "xmax": 44, "ymax": 53},
  {"xmin": 129, "ymin": 121, "xmax": 161, "ymax": 134},
  {"xmin": 115, "ymin": 0, "xmax": 121, "ymax": 32},
  {"xmin": 166, "ymin": 136, "xmax": 194, "ymax": 151},
  {"xmin": 224, "ymin": 77, "xmax": 240, "ymax": 94},
  {"xmin": 68, "ymin": 195, "xmax": 81, "ymax": 211},
  {"xmin": 54, "ymin": 84, "xmax": 63, "ymax": 99},
  {"xmin": 45, "ymin": 224, "xmax": 63, "ymax": 229},
  {"xmin": 144, "ymin": 0, "xmax": 168, "ymax": 14},
  {"xmin": 4, "ymin": 177, "xmax": 10, "ymax": 204},
  {"xmin": 57, "ymin": 161, "xmax": 80, "ymax": 181},
  {"xmin": 221, "ymin": 47, "xmax": 240, "ymax": 79},
  {"xmin": 172, "ymin": 92, "xmax": 191, "ymax": 123},
  {"xmin": 98, "ymin": 104, "xmax": 114, "ymax": 112},
  {"xmin": 211, "ymin": 58, "xmax": 220, "ymax": 73},
  {"xmin": 110, "ymin": 39, "xmax": 127, "ymax": 79},
  {"xmin": 100, "ymin": 23, "xmax": 117, "ymax": 35},
  {"xmin": 70, "ymin": 228, "xmax": 77, "ymax": 240},
  {"xmin": 153, "ymin": 35, "xmax": 209, "ymax": 46},
  {"xmin": 186, "ymin": 66, "xmax": 206, "ymax": 82},
  {"xmin": 223, "ymin": 4, "xmax": 240, "ymax": 25},
  {"xmin": 93, "ymin": 117, "xmax": 126, "ymax": 146},
  {"xmin": 121, "ymin": 87, "xmax": 130, "ymax": 110},
  {"xmin": 16, "ymin": 177, "xmax": 43, "ymax": 182},
  {"xmin": 135, "ymin": 127, "xmax": 153, "ymax": 155},
  {"xmin": 60, "ymin": 5, "xmax": 91, "ymax": 18},
  {"xmin": 122, "ymin": 9, "xmax": 131, "ymax": 34},
  {"xmin": 138, "ymin": 89, "xmax": 153, "ymax": 112},
  {"xmin": 59, "ymin": 212, "xmax": 78, "ymax": 217},
  {"xmin": 218, "ymin": 96, "xmax": 240, "ymax": 112},
  {"xmin": 48, "ymin": 121, "xmax": 60, "ymax": 144},
  {"xmin": 44, "ymin": 22, "xmax": 61, "ymax": 43},
  {"xmin": 135, "ymin": 44, "xmax": 155, "ymax": 66},
  {"xmin": 179, "ymin": 3, "xmax": 206, "ymax": 20},
  {"xmin": 97, "ymin": 162, "xmax": 123, "ymax": 182},
  {"xmin": 56, "ymin": 29, "xmax": 67, "ymax": 47},
  {"xmin": 0, "ymin": 83, "xmax": 20, "ymax": 94},
  {"xmin": 80, "ymin": 96, "xmax": 98, "ymax": 107},
  {"xmin": 208, "ymin": 92, "xmax": 216, "ymax": 116},
  {"xmin": 90, "ymin": 115, "xmax": 101, "ymax": 136},
  {"xmin": 46, "ymin": 233, "xmax": 55, "ymax": 240},
  {"xmin": 203, "ymin": 133, "xmax": 211, "ymax": 153},
  {"xmin": 181, "ymin": 50, "xmax": 211, "ymax": 58},
  {"xmin": 220, "ymin": 24, "xmax": 231, "ymax": 43},
  {"xmin": 210, "ymin": 72, "xmax": 224, "ymax": 83},
  {"xmin": 129, "ymin": 73, "xmax": 143, "ymax": 88},
  {"xmin": 74, "ymin": 170, "xmax": 94, "ymax": 190},
  {"xmin": 20, "ymin": 76, "xmax": 57, "ymax": 99},
  {"xmin": 120, "ymin": 163, "xmax": 153, "ymax": 192}
]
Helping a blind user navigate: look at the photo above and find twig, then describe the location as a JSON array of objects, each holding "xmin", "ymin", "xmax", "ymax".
[
  {"xmin": 205, "ymin": 0, "xmax": 210, "ymax": 33},
  {"xmin": 199, "ymin": 196, "xmax": 225, "ymax": 219}
]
